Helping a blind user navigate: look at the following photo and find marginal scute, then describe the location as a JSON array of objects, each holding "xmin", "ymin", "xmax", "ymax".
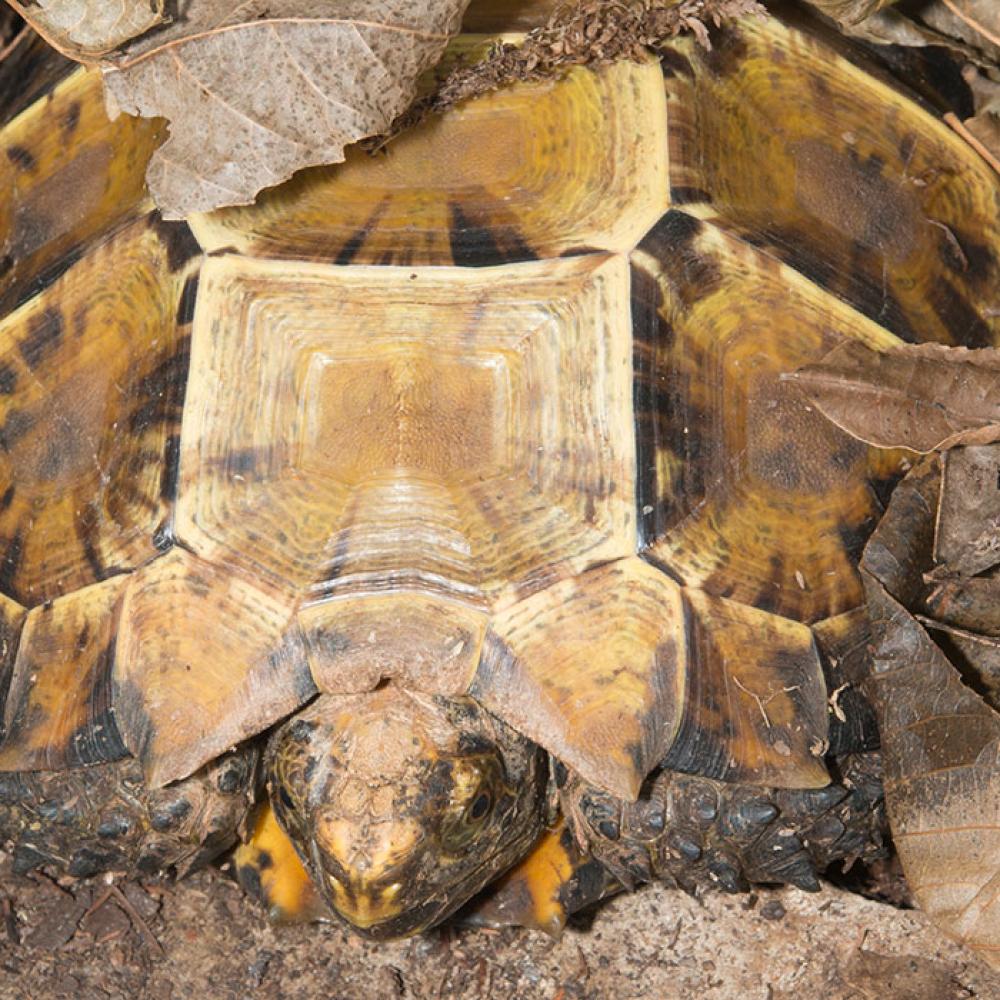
[
  {"xmin": 811, "ymin": 607, "xmax": 880, "ymax": 756},
  {"xmin": 662, "ymin": 15, "xmax": 1000, "ymax": 347},
  {"xmin": 661, "ymin": 588, "xmax": 829, "ymax": 789},
  {"xmin": 300, "ymin": 591, "xmax": 487, "ymax": 695},
  {"xmin": 0, "ymin": 67, "xmax": 163, "ymax": 313},
  {"xmin": 0, "ymin": 218, "xmax": 192, "ymax": 606},
  {"xmin": 0, "ymin": 575, "xmax": 127, "ymax": 772},
  {"xmin": 474, "ymin": 556, "xmax": 686, "ymax": 801},
  {"xmin": 0, "ymin": 30, "xmax": 74, "ymax": 128},
  {"xmin": 178, "ymin": 254, "xmax": 635, "ymax": 606},
  {"xmin": 634, "ymin": 211, "xmax": 905, "ymax": 624},
  {"xmin": 188, "ymin": 55, "xmax": 668, "ymax": 266},
  {"xmin": 114, "ymin": 548, "xmax": 316, "ymax": 788}
]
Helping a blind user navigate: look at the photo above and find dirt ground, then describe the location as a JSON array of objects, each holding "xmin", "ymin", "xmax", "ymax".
[{"xmin": 1, "ymin": 854, "xmax": 998, "ymax": 1000}]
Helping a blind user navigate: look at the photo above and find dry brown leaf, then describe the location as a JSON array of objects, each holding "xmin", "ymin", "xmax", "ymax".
[
  {"xmin": 862, "ymin": 455, "xmax": 1000, "ymax": 968},
  {"xmin": 920, "ymin": 0, "xmax": 1000, "ymax": 61},
  {"xmin": 807, "ymin": 0, "xmax": 999, "ymax": 68},
  {"xmin": 8, "ymin": 0, "xmax": 470, "ymax": 218},
  {"xmin": 784, "ymin": 340, "xmax": 1000, "ymax": 453},
  {"xmin": 803, "ymin": 0, "xmax": 895, "ymax": 28},
  {"xmin": 960, "ymin": 67, "xmax": 1000, "ymax": 173},
  {"xmin": 5, "ymin": 0, "xmax": 167, "ymax": 58},
  {"xmin": 932, "ymin": 445, "xmax": 1000, "ymax": 576}
]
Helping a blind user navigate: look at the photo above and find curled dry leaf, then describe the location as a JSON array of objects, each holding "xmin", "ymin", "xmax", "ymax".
[
  {"xmin": 4, "ymin": 0, "xmax": 167, "ymax": 59},
  {"xmin": 8, "ymin": 0, "xmax": 470, "ymax": 218},
  {"xmin": 861, "ymin": 451, "xmax": 1000, "ymax": 967},
  {"xmin": 802, "ymin": 0, "xmax": 896, "ymax": 28},
  {"xmin": 784, "ymin": 340, "xmax": 1000, "ymax": 453}
]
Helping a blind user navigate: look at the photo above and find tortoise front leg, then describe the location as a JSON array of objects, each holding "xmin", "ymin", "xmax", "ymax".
[
  {"xmin": 464, "ymin": 753, "xmax": 887, "ymax": 935},
  {"xmin": 0, "ymin": 748, "xmax": 256, "ymax": 880},
  {"xmin": 560, "ymin": 751, "xmax": 887, "ymax": 898}
]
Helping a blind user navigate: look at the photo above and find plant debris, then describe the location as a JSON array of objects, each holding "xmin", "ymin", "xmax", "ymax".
[
  {"xmin": 860, "ymin": 450, "xmax": 1000, "ymax": 969},
  {"xmin": 368, "ymin": 0, "xmax": 767, "ymax": 150},
  {"xmin": 797, "ymin": 337, "xmax": 1000, "ymax": 969},
  {"xmin": 3, "ymin": 855, "xmax": 999, "ymax": 999}
]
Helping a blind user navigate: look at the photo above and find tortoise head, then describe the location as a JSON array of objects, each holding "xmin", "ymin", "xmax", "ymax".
[{"xmin": 265, "ymin": 687, "xmax": 548, "ymax": 937}]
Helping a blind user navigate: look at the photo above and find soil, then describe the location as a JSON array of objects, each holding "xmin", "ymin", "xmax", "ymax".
[{"xmin": 1, "ymin": 854, "xmax": 998, "ymax": 999}]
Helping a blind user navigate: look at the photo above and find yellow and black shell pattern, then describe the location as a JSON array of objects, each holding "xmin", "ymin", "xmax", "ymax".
[{"xmin": 0, "ymin": 7, "xmax": 997, "ymax": 812}]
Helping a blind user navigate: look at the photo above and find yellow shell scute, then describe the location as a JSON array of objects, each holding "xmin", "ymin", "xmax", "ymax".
[
  {"xmin": 178, "ymin": 253, "xmax": 635, "ymax": 608},
  {"xmin": 114, "ymin": 547, "xmax": 314, "ymax": 788},
  {"xmin": 634, "ymin": 212, "xmax": 909, "ymax": 625},
  {"xmin": 0, "ymin": 219, "xmax": 191, "ymax": 605},
  {"xmin": 188, "ymin": 53, "xmax": 667, "ymax": 265},
  {"xmin": 0, "ymin": 576, "xmax": 125, "ymax": 771},
  {"xmin": 476, "ymin": 556, "xmax": 687, "ymax": 800},
  {"xmin": 300, "ymin": 590, "xmax": 488, "ymax": 696},
  {"xmin": 0, "ymin": 67, "xmax": 162, "ymax": 312},
  {"xmin": 678, "ymin": 588, "xmax": 830, "ymax": 789},
  {"xmin": 662, "ymin": 15, "xmax": 1000, "ymax": 347}
]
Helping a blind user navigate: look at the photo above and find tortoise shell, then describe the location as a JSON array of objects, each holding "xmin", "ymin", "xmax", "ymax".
[{"xmin": 0, "ymin": 3, "xmax": 997, "ymax": 931}]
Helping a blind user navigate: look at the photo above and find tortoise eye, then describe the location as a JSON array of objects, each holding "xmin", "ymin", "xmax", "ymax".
[{"xmin": 468, "ymin": 791, "xmax": 492, "ymax": 822}]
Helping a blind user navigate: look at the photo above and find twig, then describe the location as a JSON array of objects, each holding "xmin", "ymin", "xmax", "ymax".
[
  {"xmin": 667, "ymin": 917, "xmax": 683, "ymax": 949},
  {"xmin": 944, "ymin": 112, "xmax": 1000, "ymax": 175},
  {"xmin": 0, "ymin": 26, "xmax": 26, "ymax": 65},
  {"xmin": 85, "ymin": 884, "xmax": 165, "ymax": 957},
  {"xmin": 925, "ymin": 218, "xmax": 969, "ymax": 270},
  {"xmin": 732, "ymin": 676, "xmax": 776, "ymax": 728},
  {"xmin": 938, "ymin": 0, "xmax": 1000, "ymax": 49}
]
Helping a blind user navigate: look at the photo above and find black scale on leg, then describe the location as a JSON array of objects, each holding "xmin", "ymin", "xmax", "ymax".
[
  {"xmin": 561, "ymin": 751, "xmax": 887, "ymax": 898},
  {"xmin": 0, "ymin": 747, "xmax": 258, "ymax": 879}
]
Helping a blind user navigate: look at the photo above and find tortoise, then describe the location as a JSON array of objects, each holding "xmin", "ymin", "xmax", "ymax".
[{"xmin": 0, "ymin": 3, "xmax": 997, "ymax": 940}]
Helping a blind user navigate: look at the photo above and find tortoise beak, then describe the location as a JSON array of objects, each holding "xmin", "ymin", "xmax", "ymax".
[{"xmin": 313, "ymin": 815, "xmax": 429, "ymax": 932}]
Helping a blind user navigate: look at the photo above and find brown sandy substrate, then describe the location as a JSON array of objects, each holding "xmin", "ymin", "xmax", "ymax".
[{"xmin": 1, "ymin": 855, "xmax": 998, "ymax": 999}]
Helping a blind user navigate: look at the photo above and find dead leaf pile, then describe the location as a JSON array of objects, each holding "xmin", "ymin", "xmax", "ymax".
[
  {"xmin": 5, "ymin": 0, "xmax": 472, "ymax": 218},
  {"xmin": 791, "ymin": 340, "xmax": 1000, "ymax": 967}
]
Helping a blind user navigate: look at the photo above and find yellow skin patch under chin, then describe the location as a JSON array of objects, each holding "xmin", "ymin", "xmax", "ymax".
[
  {"xmin": 235, "ymin": 800, "xmax": 591, "ymax": 934},
  {"xmin": 234, "ymin": 802, "xmax": 327, "ymax": 924},
  {"xmin": 465, "ymin": 821, "xmax": 581, "ymax": 937}
]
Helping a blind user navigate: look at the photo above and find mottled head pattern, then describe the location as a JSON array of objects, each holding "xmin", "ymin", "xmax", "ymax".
[{"xmin": 265, "ymin": 688, "xmax": 547, "ymax": 937}]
